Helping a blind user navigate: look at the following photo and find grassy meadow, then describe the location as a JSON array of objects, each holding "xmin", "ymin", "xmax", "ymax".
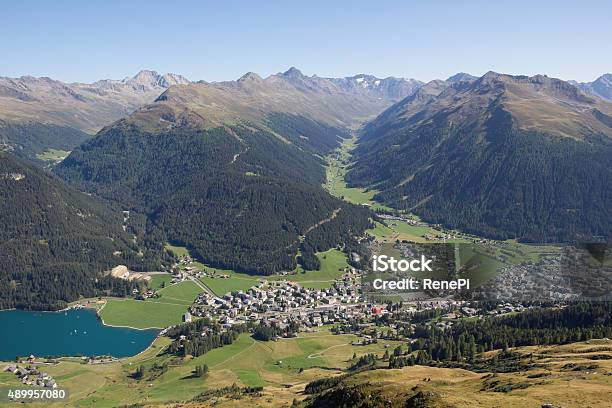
[
  {"xmin": 4, "ymin": 336, "xmax": 611, "ymax": 407},
  {"xmin": 35, "ymin": 148, "xmax": 70, "ymax": 163},
  {"xmin": 99, "ymin": 281, "xmax": 201, "ymax": 329}
]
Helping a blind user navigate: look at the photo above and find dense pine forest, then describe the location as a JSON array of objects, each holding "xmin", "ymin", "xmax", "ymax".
[
  {"xmin": 56, "ymin": 117, "xmax": 372, "ymax": 275},
  {"xmin": 265, "ymin": 113, "xmax": 350, "ymax": 156},
  {"xmin": 387, "ymin": 302, "xmax": 612, "ymax": 368},
  {"xmin": 0, "ymin": 152, "xmax": 167, "ymax": 310},
  {"xmin": 348, "ymin": 107, "xmax": 612, "ymax": 242}
]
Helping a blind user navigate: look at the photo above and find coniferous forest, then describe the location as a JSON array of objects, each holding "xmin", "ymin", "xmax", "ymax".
[
  {"xmin": 56, "ymin": 118, "xmax": 372, "ymax": 275},
  {"xmin": 348, "ymin": 88, "xmax": 612, "ymax": 243},
  {"xmin": 0, "ymin": 153, "xmax": 167, "ymax": 310}
]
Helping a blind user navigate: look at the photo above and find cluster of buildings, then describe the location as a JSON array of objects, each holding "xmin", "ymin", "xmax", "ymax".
[
  {"xmin": 0, "ymin": 172, "xmax": 26, "ymax": 181},
  {"xmin": 185, "ymin": 269, "xmax": 383, "ymax": 331},
  {"xmin": 377, "ymin": 213, "xmax": 419, "ymax": 225},
  {"xmin": 477, "ymin": 253, "xmax": 573, "ymax": 302},
  {"xmin": 167, "ymin": 242, "xmax": 536, "ymax": 342},
  {"xmin": 3, "ymin": 364, "xmax": 57, "ymax": 388},
  {"xmin": 422, "ymin": 232, "xmax": 456, "ymax": 241}
]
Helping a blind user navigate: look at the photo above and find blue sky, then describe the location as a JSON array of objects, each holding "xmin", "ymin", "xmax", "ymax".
[{"xmin": 1, "ymin": 0, "xmax": 610, "ymax": 83}]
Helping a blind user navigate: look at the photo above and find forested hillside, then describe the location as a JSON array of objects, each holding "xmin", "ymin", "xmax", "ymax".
[
  {"xmin": 348, "ymin": 73, "xmax": 612, "ymax": 242},
  {"xmin": 0, "ymin": 120, "xmax": 91, "ymax": 162},
  {"xmin": 0, "ymin": 152, "xmax": 166, "ymax": 310},
  {"xmin": 56, "ymin": 116, "xmax": 372, "ymax": 275}
]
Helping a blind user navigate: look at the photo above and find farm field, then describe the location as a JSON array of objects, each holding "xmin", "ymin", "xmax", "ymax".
[
  {"xmin": 155, "ymin": 280, "xmax": 202, "ymax": 305},
  {"xmin": 148, "ymin": 273, "xmax": 172, "ymax": 290},
  {"xmin": 198, "ymin": 266, "xmax": 261, "ymax": 296},
  {"xmin": 99, "ymin": 298, "xmax": 188, "ymax": 329},
  {"xmin": 99, "ymin": 280, "xmax": 201, "ymax": 329}
]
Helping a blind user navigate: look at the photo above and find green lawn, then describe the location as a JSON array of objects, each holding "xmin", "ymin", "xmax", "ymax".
[
  {"xmin": 156, "ymin": 281, "xmax": 202, "ymax": 305},
  {"xmin": 200, "ymin": 274, "xmax": 259, "ymax": 296},
  {"xmin": 98, "ymin": 280, "xmax": 202, "ymax": 328},
  {"xmin": 149, "ymin": 273, "xmax": 172, "ymax": 290},
  {"xmin": 164, "ymin": 243, "xmax": 190, "ymax": 258},
  {"xmin": 197, "ymin": 264, "xmax": 261, "ymax": 296},
  {"xmin": 368, "ymin": 221, "xmax": 395, "ymax": 240}
]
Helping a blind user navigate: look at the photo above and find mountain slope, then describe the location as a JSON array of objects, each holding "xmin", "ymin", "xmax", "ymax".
[
  {"xmin": 55, "ymin": 70, "xmax": 379, "ymax": 274},
  {"xmin": 446, "ymin": 72, "xmax": 478, "ymax": 83},
  {"xmin": 0, "ymin": 67, "xmax": 420, "ymax": 163},
  {"xmin": 144, "ymin": 67, "xmax": 421, "ymax": 133},
  {"xmin": 0, "ymin": 153, "xmax": 163, "ymax": 310},
  {"xmin": 348, "ymin": 72, "xmax": 612, "ymax": 242},
  {"xmin": 574, "ymin": 73, "xmax": 612, "ymax": 101},
  {"xmin": 0, "ymin": 70, "xmax": 190, "ymax": 161}
]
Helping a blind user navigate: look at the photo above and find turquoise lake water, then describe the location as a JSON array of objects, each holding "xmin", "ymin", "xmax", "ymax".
[{"xmin": 0, "ymin": 308, "xmax": 159, "ymax": 360}]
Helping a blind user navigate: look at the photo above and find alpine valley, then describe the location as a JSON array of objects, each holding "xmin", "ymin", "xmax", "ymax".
[
  {"xmin": 1, "ymin": 68, "xmax": 422, "ymax": 308},
  {"xmin": 0, "ymin": 67, "xmax": 611, "ymax": 408},
  {"xmin": 348, "ymin": 72, "xmax": 612, "ymax": 242}
]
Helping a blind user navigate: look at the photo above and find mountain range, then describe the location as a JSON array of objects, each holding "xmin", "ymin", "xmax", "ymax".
[
  {"xmin": 1, "ymin": 67, "xmax": 611, "ymax": 309},
  {"xmin": 571, "ymin": 74, "xmax": 612, "ymax": 101},
  {"xmin": 53, "ymin": 68, "xmax": 409, "ymax": 276},
  {"xmin": 348, "ymin": 72, "xmax": 612, "ymax": 241},
  {"xmin": 0, "ymin": 70, "xmax": 190, "ymax": 161},
  {"xmin": 0, "ymin": 68, "xmax": 423, "ymax": 162}
]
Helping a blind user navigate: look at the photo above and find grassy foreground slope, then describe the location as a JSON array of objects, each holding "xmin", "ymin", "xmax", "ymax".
[
  {"xmin": 303, "ymin": 341, "xmax": 612, "ymax": 408},
  {"xmin": 10, "ymin": 338, "xmax": 608, "ymax": 407},
  {"xmin": 0, "ymin": 326, "xmax": 401, "ymax": 407}
]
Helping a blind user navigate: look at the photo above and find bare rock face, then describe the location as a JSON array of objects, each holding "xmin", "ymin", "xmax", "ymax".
[
  {"xmin": 575, "ymin": 73, "xmax": 612, "ymax": 101},
  {"xmin": 110, "ymin": 265, "xmax": 129, "ymax": 279}
]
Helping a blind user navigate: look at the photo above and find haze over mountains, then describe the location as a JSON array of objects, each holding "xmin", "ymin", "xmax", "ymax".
[{"xmin": 348, "ymin": 72, "xmax": 612, "ymax": 241}]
